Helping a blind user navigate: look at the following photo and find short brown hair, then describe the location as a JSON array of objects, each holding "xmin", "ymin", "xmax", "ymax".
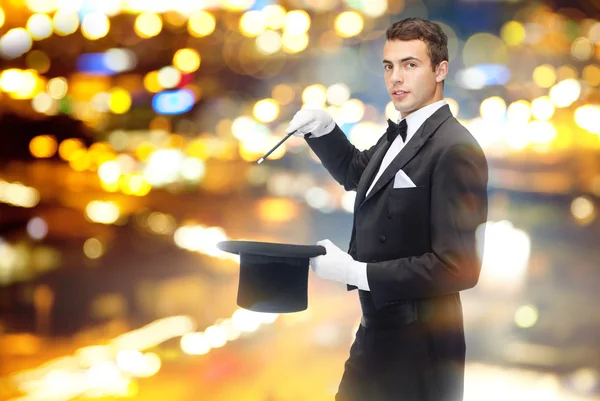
[{"xmin": 386, "ymin": 18, "xmax": 448, "ymax": 71}]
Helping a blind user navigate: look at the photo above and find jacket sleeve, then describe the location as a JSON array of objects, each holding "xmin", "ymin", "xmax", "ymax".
[
  {"xmin": 367, "ymin": 142, "xmax": 489, "ymax": 308},
  {"xmin": 306, "ymin": 124, "xmax": 387, "ymax": 191}
]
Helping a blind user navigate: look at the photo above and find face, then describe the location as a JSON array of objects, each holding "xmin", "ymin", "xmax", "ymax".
[{"xmin": 383, "ymin": 39, "xmax": 448, "ymax": 118}]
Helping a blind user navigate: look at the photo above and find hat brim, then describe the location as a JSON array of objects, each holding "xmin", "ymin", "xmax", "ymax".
[
  {"xmin": 217, "ymin": 240, "xmax": 326, "ymax": 313},
  {"xmin": 217, "ymin": 241, "xmax": 326, "ymax": 258}
]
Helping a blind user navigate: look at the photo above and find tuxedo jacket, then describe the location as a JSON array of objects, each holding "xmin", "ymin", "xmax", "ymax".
[{"xmin": 307, "ymin": 105, "xmax": 488, "ymax": 399}]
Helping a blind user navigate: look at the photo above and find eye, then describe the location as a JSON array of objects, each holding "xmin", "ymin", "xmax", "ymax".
[
  {"xmin": 384, "ymin": 64, "xmax": 392, "ymax": 71},
  {"xmin": 406, "ymin": 62, "xmax": 417, "ymax": 69}
]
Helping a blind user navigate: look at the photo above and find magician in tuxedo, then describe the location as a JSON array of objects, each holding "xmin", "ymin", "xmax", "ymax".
[{"xmin": 285, "ymin": 17, "xmax": 489, "ymax": 401}]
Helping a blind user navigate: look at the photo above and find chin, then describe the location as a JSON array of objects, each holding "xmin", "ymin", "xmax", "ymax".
[{"xmin": 393, "ymin": 102, "xmax": 413, "ymax": 114}]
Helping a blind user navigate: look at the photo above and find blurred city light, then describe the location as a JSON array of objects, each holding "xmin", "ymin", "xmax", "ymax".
[
  {"xmin": 83, "ymin": 238, "xmax": 104, "ymax": 259},
  {"xmin": 85, "ymin": 201, "xmax": 121, "ymax": 224},
  {"xmin": 514, "ymin": 304, "xmax": 539, "ymax": 328},
  {"xmin": 476, "ymin": 220, "xmax": 531, "ymax": 294},
  {"xmin": 2, "ymin": 2, "xmax": 600, "ymax": 400},
  {"xmin": 334, "ymin": 11, "xmax": 364, "ymax": 38}
]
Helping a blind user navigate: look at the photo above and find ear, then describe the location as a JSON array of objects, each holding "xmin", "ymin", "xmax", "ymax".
[{"xmin": 435, "ymin": 61, "xmax": 449, "ymax": 83}]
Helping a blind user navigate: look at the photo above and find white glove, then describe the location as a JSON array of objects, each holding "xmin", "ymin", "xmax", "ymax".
[
  {"xmin": 286, "ymin": 109, "xmax": 335, "ymax": 138},
  {"xmin": 310, "ymin": 239, "xmax": 362, "ymax": 286}
]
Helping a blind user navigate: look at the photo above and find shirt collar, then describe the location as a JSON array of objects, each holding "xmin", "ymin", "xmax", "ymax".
[{"xmin": 397, "ymin": 99, "xmax": 447, "ymax": 143}]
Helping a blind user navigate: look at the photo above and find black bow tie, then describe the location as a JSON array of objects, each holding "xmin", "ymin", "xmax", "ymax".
[{"xmin": 386, "ymin": 119, "xmax": 408, "ymax": 143}]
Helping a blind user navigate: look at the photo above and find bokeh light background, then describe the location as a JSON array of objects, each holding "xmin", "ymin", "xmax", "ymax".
[{"xmin": 1, "ymin": 0, "xmax": 600, "ymax": 400}]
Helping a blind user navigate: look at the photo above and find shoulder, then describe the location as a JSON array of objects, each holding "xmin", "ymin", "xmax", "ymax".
[
  {"xmin": 432, "ymin": 117, "xmax": 488, "ymax": 176},
  {"xmin": 436, "ymin": 117, "xmax": 485, "ymax": 157}
]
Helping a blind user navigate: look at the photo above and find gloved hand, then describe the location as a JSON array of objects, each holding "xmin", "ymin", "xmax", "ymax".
[
  {"xmin": 309, "ymin": 239, "xmax": 362, "ymax": 286},
  {"xmin": 286, "ymin": 109, "xmax": 335, "ymax": 138}
]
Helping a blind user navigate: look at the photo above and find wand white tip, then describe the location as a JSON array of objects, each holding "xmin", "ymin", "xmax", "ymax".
[{"xmin": 257, "ymin": 158, "xmax": 264, "ymax": 164}]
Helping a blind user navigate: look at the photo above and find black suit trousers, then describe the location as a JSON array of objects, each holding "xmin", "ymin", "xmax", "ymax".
[{"xmin": 336, "ymin": 321, "xmax": 464, "ymax": 401}]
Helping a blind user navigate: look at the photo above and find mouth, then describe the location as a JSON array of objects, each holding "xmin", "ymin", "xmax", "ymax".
[{"xmin": 391, "ymin": 90, "xmax": 409, "ymax": 98}]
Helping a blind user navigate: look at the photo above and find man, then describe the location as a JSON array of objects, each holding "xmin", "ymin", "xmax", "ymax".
[{"xmin": 285, "ymin": 18, "xmax": 489, "ymax": 401}]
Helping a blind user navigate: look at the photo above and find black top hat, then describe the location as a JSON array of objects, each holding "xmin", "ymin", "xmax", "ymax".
[{"xmin": 217, "ymin": 241, "xmax": 326, "ymax": 313}]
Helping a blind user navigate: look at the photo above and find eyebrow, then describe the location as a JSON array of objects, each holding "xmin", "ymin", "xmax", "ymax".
[{"xmin": 383, "ymin": 56, "xmax": 422, "ymax": 64}]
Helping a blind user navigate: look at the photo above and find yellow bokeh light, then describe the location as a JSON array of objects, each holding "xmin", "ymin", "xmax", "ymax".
[
  {"xmin": 188, "ymin": 11, "xmax": 216, "ymax": 38},
  {"xmin": 164, "ymin": 11, "xmax": 186, "ymax": 27},
  {"xmin": 98, "ymin": 160, "xmax": 121, "ymax": 185},
  {"xmin": 302, "ymin": 84, "xmax": 327, "ymax": 106},
  {"xmin": 109, "ymin": 88, "xmax": 132, "ymax": 114},
  {"xmin": 173, "ymin": 48, "xmax": 201, "ymax": 73},
  {"xmin": 25, "ymin": 0, "xmax": 57, "ymax": 13},
  {"xmin": 574, "ymin": 104, "xmax": 600, "ymax": 135},
  {"xmin": 32, "ymin": 92, "xmax": 55, "ymax": 114},
  {"xmin": 53, "ymin": 11, "xmax": 79, "ymax": 36},
  {"xmin": 257, "ymin": 198, "xmax": 299, "ymax": 223},
  {"xmin": 149, "ymin": 116, "xmax": 171, "ymax": 132},
  {"xmin": 571, "ymin": 196, "xmax": 596, "ymax": 225},
  {"xmin": 571, "ymin": 37, "xmax": 594, "ymax": 61},
  {"xmin": 339, "ymin": 99, "xmax": 365, "ymax": 124},
  {"xmin": 528, "ymin": 120, "xmax": 557, "ymax": 146},
  {"xmin": 27, "ymin": 13, "xmax": 53, "ymax": 40},
  {"xmin": 0, "ymin": 8, "xmax": 5, "ymax": 29},
  {"xmin": 121, "ymin": 174, "xmax": 152, "ymax": 196},
  {"xmin": 583, "ymin": 64, "xmax": 600, "ymax": 86},
  {"xmin": 134, "ymin": 12, "xmax": 163, "ymax": 39},
  {"xmin": 186, "ymin": 140, "xmax": 210, "ymax": 161},
  {"xmin": 253, "ymin": 99, "xmax": 280, "ymax": 123},
  {"xmin": 240, "ymin": 10, "xmax": 267, "ymax": 37},
  {"xmin": 59, "ymin": 138, "xmax": 85, "ymax": 161},
  {"xmin": 282, "ymin": 32, "xmax": 309, "ymax": 53},
  {"xmin": 69, "ymin": 149, "xmax": 91, "ymax": 171},
  {"xmin": 143, "ymin": 71, "xmax": 162, "ymax": 93},
  {"xmin": 84, "ymin": 238, "xmax": 104, "ymax": 259},
  {"xmin": 135, "ymin": 142, "xmax": 156, "ymax": 162},
  {"xmin": 532, "ymin": 64, "xmax": 556, "ymax": 88},
  {"xmin": 26, "ymin": 50, "xmax": 51, "ymax": 74},
  {"xmin": 256, "ymin": 30, "xmax": 282, "ymax": 54},
  {"xmin": 479, "ymin": 96, "xmax": 506, "ymax": 121},
  {"xmin": 157, "ymin": 66, "xmax": 181, "ymax": 88},
  {"xmin": 0, "ymin": 69, "xmax": 21, "ymax": 92},
  {"xmin": 223, "ymin": 0, "xmax": 255, "ymax": 11},
  {"xmin": 7, "ymin": 69, "xmax": 43, "ymax": 100},
  {"xmin": 284, "ymin": 10, "xmax": 311, "ymax": 34},
  {"xmin": 272, "ymin": 84, "xmax": 295, "ymax": 105},
  {"xmin": 81, "ymin": 13, "xmax": 110, "ymax": 40},
  {"xmin": 239, "ymin": 136, "xmax": 286, "ymax": 162},
  {"xmin": 556, "ymin": 65, "xmax": 578, "ymax": 81},
  {"xmin": 327, "ymin": 83, "xmax": 350, "ymax": 106},
  {"xmin": 361, "ymin": 0, "xmax": 388, "ymax": 17},
  {"xmin": 30, "ymin": 135, "xmax": 58, "ymax": 158},
  {"xmin": 500, "ymin": 20, "xmax": 526, "ymax": 46},
  {"xmin": 531, "ymin": 96, "xmax": 555, "ymax": 121},
  {"xmin": 263, "ymin": 5, "xmax": 286, "ymax": 30},
  {"xmin": 85, "ymin": 201, "xmax": 120, "ymax": 225},
  {"xmin": 507, "ymin": 100, "xmax": 531, "ymax": 124},
  {"xmin": 47, "ymin": 77, "xmax": 68, "ymax": 99},
  {"xmin": 514, "ymin": 305, "xmax": 538, "ymax": 328},
  {"xmin": 549, "ymin": 79, "xmax": 581, "ymax": 108},
  {"xmin": 334, "ymin": 11, "xmax": 364, "ymax": 38}
]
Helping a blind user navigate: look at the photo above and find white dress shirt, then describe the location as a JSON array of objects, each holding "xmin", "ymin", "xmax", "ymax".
[{"xmin": 355, "ymin": 99, "xmax": 447, "ymax": 291}]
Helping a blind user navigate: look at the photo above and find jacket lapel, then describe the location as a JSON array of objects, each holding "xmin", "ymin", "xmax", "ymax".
[
  {"xmin": 354, "ymin": 139, "xmax": 391, "ymax": 213},
  {"xmin": 358, "ymin": 105, "xmax": 453, "ymax": 210}
]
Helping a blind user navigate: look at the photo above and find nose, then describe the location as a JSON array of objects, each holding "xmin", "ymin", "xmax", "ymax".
[{"xmin": 391, "ymin": 67, "xmax": 404, "ymax": 84}]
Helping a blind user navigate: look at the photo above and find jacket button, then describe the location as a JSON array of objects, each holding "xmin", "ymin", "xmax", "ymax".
[
  {"xmin": 379, "ymin": 235, "xmax": 386, "ymax": 243},
  {"xmin": 387, "ymin": 211, "xmax": 392, "ymax": 219}
]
